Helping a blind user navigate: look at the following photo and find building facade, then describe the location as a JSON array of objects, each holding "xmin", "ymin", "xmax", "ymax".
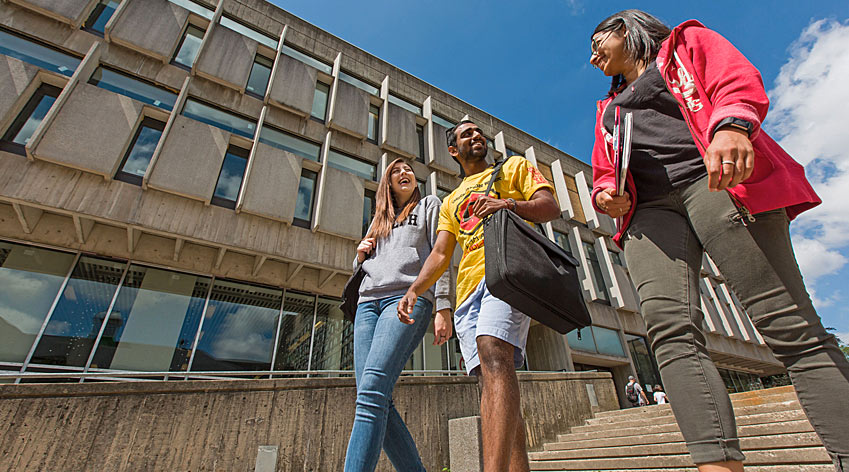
[{"xmin": 0, "ymin": 0, "xmax": 782, "ymax": 400}]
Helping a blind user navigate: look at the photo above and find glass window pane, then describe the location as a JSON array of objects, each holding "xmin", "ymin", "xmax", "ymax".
[
  {"xmin": 566, "ymin": 327, "xmax": 596, "ymax": 353},
  {"xmin": 0, "ymin": 29, "xmax": 80, "ymax": 76},
  {"xmin": 583, "ymin": 241, "xmax": 609, "ymax": 302},
  {"xmin": 295, "ymin": 170, "xmax": 317, "ymax": 223},
  {"xmin": 246, "ymin": 55, "xmax": 273, "ymax": 97},
  {"xmin": 436, "ymin": 187, "xmax": 451, "ymax": 200},
  {"xmin": 30, "ymin": 257, "xmax": 126, "ymax": 367},
  {"xmin": 327, "ymin": 150, "xmax": 375, "ymax": 181},
  {"xmin": 172, "ymin": 25, "xmax": 205, "ymax": 68},
  {"xmin": 83, "ymin": 0, "xmax": 120, "ymax": 34},
  {"xmin": 88, "ymin": 67, "xmax": 177, "ymax": 111},
  {"xmin": 311, "ymin": 82, "xmax": 329, "ymax": 121},
  {"xmin": 415, "ymin": 125, "xmax": 425, "ymax": 162},
  {"xmin": 367, "ymin": 105, "xmax": 379, "ymax": 142},
  {"xmin": 212, "ymin": 148, "xmax": 249, "ymax": 205},
  {"xmin": 432, "ymin": 114, "xmax": 454, "ymax": 129},
  {"xmin": 117, "ymin": 119, "xmax": 165, "ymax": 183},
  {"xmin": 625, "ymin": 334, "xmax": 662, "ymax": 389},
  {"xmin": 182, "ymin": 98, "xmax": 256, "ymax": 138},
  {"xmin": 274, "ymin": 291, "xmax": 314, "ymax": 371},
  {"xmin": 592, "ymin": 326, "xmax": 626, "ymax": 357},
  {"xmin": 258, "ymin": 126, "xmax": 320, "ymax": 161},
  {"xmin": 4, "ymin": 85, "xmax": 61, "ymax": 147},
  {"xmin": 0, "ymin": 242, "xmax": 76, "ymax": 363},
  {"xmin": 388, "ymin": 94, "xmax": 421, "ymax": 115},
  {"xmin": 553, "ymin": 231, "xmax": 572, "ymax": 255},
  {"xmin": 219, "ymin": 16, "xmax": 277, "ymax": 49},
  {"xmin": 422, "ymin": 318, "xmax": 444, "ymax": 371},
  {"xmin": 192, "ymin": 279, "xmax": 281, "ymax": 372},
  {"xmin": 281, "ymin": 45, "xmax": 332, "ymax": 75},
  {"xmin": 168, "ymin": 0, "xmax": 214, "ymax": 19},
  {"xmin": 90, "ymin": 266, "xmax": 209, "ymax": 372},
  {"xmin": 609, "ymin": 250, "xmax": 623, "ymax": 266},
  {"xmin": 362, "ymin": 190, "xmax": 374, "ymax": 237},
  {"xmin": 339, "ymin": 71, "xmax": 379, "ymax": 96},
  {"xmin": 310, "ymin": 297, "xmax": 352, "ymax": 371}
]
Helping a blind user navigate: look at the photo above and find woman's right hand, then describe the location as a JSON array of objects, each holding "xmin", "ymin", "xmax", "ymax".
[
  {"xmin": 356, "ymin": 237, "xmax": 376, "ymax": 263},
  {"xmin": 595, "ymin": 188, "xmax": 632, "ymax": 218}
]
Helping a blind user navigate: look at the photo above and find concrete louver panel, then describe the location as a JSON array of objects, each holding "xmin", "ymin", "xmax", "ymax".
[
  {"xmin": 147, "ymin": 115, "xmax": 230, "ymax": 202},
  {"xmin": 429, "ymin": 122, "xmax": 455, "ymax": 172},
  {"xmin": 195, "ymin": 24, "xmax": 257, "ymax": 92},
  {"xmin": 240, "ymin": 142, "xmax": 302, "ymax": 223},
  {"xmin": 315, "ymin": 165, "xmax": 365, "ymax": 240},
  {"xmin": 575, "ymin": 171, "xmax": 616, "ymax": 236},
  {"xmin": 268, "ymin": 53, "xmax": 317, "ymax": 117},
  {"xmin": 109, "ymin": 0, "xmax": 191, "ymax": 62},
  {"xmin": 329, "ymin": 80, "xmax": 369, "ymax": 139},
  {"xmin": 7, "ymin": 0, "xmax": 92, "ymax": 26},
  {"xmin": 34, "ymin": 82, "xmax": 143, "ymax": 177},
  {"xmin": 383, "ymin": 102, "xmax": 418, "ymax": 158},
  {"xmin": 0, "ymin": 56, "xmax": 40, "ymax": 131},
  {"xmin": 611, "ymin": 264, "xmax": 640, "ymax": 312},
  {"xmin": 550, "ymin": 160, "xmax": 576, "ymax": 219}
]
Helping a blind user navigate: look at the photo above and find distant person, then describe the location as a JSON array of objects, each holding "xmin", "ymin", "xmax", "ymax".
[
  {"xmin": 343, "ymin": 158, "xmax": 453, "ymax": 472},
  {"xmin": 397, "ymin": 119, "xmax": 560, "ymax": 471},
  {"xmin": 587, "ymin": 9, "xmax": 848, "ymax": 471},
  {"xmin": 625, "ymin": 375, "xmax": 648, "ymax": 407},
  {"xmin": 653, "ymin": 385, "xmax": 668, "ymax": 405}
]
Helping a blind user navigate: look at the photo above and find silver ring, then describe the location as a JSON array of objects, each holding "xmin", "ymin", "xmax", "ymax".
[{"xmin": 721, "ymin": 160, "xmax": 735, "ymax": 165}]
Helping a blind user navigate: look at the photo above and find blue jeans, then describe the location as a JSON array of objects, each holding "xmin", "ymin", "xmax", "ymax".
[{"xmin": 343, "ymin": 295, "xmax": 432, "ymax": 472}]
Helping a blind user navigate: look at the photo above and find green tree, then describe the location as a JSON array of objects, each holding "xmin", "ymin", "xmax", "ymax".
[{"xmin": 827, "ymin": 327, "xmax": 849, "ymax": 362}]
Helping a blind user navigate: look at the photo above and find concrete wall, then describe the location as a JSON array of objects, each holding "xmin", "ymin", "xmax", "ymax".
[
  {"xmin": 268, "ymin": 53, "xmax": 317, "ymax": 116},
  {"xmin": 195, "ymin": 24, "xmax": 257, "ymax": 91},
  {"xmin": 7, "ymin": 0, "xmax": 92, "ymax": 26},
  {"xmin": 109, "ymin": 0, "xmax": 190, "ymax": 62},
  {"xmin": 0, "ymin": 372, "xmax": 617, "ymax": 472},
  {"xmin": 0, "ymin": 55, "xmax": 40, "ymax": 132},
  {"xmin": 329, "ymin": 79, "xmax": 368, "ymax": 139},
  {"xmin": 429, "ymin": 122, "xmax": 455, "ymax": 172},
  {"xmin": 34, "ymin": 82, "xmax": 143, "ymax": 177},
  {"xmin": 240, "ymin": 142, "xmax": 302, "ymax": 223},
  {"xmin": 314, "ymin": 165, "xmax": 364, "ymax": 240},
  {"xmin": 383, "ymin": 102, "xmax": 418, "ymax": 158},
  {"xmin": 147, "ymin": 115, "xmax": 230, "ymax": 202}
]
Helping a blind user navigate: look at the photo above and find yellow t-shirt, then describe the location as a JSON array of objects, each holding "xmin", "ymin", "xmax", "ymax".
[{"xmin": 437, "ymin": 156, "xmax": 555, "ymax": 307}]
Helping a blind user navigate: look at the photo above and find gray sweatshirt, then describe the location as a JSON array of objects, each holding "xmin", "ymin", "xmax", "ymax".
[{"xmin": 355, "ymin": 195, "xmax": 453, "ymax": 312}]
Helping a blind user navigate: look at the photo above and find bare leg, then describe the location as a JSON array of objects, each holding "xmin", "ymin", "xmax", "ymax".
[{"xmin": 698, "ymin": 461, "xmax": 744, "ymax": 472}]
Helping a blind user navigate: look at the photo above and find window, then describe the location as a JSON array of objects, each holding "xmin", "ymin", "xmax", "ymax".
[
  {"xmin": 507, "ymin": 147, "xmax": 522, "ymax": 157},
  {"xmin": 436, "ymin": 186, "xmax": 451, "ymax": 200},
  {"xmin": 367, "ymin": 105, "xmax": 379, "ymax": 143},
  {"xmin": 211, "ymin": 145, "xmax": 250, "ymax": 209},
  {"xmin": 327, "ymin": 150, "xmax": 376, "ymax": 181},
  {"xmin": 171, "ymin": 24, "xmax": 205, "ymax": 69},
  {"xmin": 293, "ymin": 169, "xmax": 317, "ymax": 228},
  {"xmin": 245, "ymin": 54, "xmax": 274, "ymax": 98},
  {"xmin": 310, "ymin": 296, "xmax": 353, "ymax": 371},
  {"xmin": 388, "ymin": 94, "xmax": 422, "ymax": 115},
  {"xmin": 609, "ymin": 250, "xmax": 624, "ymax": 266},
  {"xmin": 311, "ymin": 81, "xmax": 330, "ymax": 122},
  {"xmin": 182, "ymin": 98, "xmax": 256, "ymax": 138},
  {"xmin": 281, "ymin": 45, "xmax": 332, "ymax": 75},
  {"xmin": 339, "ymin": 71, "xmax": 379, "ymax": 96},
  {"xmin": 566, "ymin": 326, "xmax": 626, "ymax": 357},
  {"xmin": 88, "ymin": 67, "xmax": 177, "ymax": 111},
  {"xmin": 415, "ymin": 124, "xmax": 425, "ymax": 162},
  {"xmin": 219, "ymin": 16, "xmax": 277, "ymax": 49},
  {"xmin": 582, "ymin": 241, "xmax": 610, "ymax": 303},
  {"xmin": 168, "ymin": 0, "xmax": 214, "ymax": 20},
  {"xmin": 363, "ymin": 190, "xmax": 375, "ymax": 237},
  {"xmin": 83, "ymin": 0, "xmax": 120, "ymax": 35},
  {"xmin": 258, "ymin": 126, "xmax": 320, "ymax": 161},
  {"xmin": 273, "ymin": 291, "xmax": 315, "ymax": 371},
  {"xmin": 115, "ymin": 118, "xmax": 166, "ymax": 185},
  {"xmin": 553, "ymin": 230, "xmax": 572, "ymax": 255},
  {"xmin": 1, "ymin": 84, "xmax": 62, "ymax": 154},
  {"xmin": 432, "ymin": 114, "xmax": 454, "ymax": 129},
  {"xmin": 0, "ymin": 29, "xmax": 80, "ymax": 77},
  {"xmin": 417, "ymin": 179, "xmax": 428, "ymax": 197}
]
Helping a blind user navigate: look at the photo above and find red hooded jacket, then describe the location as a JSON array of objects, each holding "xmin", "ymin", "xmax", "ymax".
[{"xmin": 590, "ymin": 20, "xmax": 820, "ymax": 246}]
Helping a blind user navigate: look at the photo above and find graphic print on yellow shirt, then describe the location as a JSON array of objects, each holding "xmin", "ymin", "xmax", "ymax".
[{"xmin": 437, "ymin": 155, "xmax": 554, "ymax": 306}]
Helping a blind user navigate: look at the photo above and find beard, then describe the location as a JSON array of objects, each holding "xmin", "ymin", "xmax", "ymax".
[{"xmin": 460, "ymin": 144, "xmax": 488, "ymax": 162}]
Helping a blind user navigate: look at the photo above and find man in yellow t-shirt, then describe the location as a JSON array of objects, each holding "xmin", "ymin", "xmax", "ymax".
[{"xmin": 397, "ymin": 120, "xmax": 560, "ymax": 471}]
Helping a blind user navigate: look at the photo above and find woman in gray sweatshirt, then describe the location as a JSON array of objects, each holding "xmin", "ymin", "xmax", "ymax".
[{"xmin": 343, "ymin": 158, "xmax": 453, "ymax": 472}]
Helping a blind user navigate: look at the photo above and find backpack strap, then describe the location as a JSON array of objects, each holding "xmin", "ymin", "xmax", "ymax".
[{"xmin": 483, "ymin": 157, "xmax": 508, "ymax": 198}]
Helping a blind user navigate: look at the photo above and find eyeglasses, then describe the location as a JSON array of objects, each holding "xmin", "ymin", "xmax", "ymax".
[{"xmin": 590, "ymin": 30, "xmax": 615, "ymax": 56}]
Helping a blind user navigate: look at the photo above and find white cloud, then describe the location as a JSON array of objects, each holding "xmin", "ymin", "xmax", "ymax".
[{"xmin": 766, "ymin": 18, "xmax": 849, "ymax": 288}]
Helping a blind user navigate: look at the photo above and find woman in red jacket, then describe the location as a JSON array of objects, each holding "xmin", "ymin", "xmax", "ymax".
[{"xmin": 588, "ymin": 10, "xmax": 848, "ymax": 472}]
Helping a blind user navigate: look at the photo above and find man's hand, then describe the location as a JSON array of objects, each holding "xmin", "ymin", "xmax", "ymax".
[
  {"xmin": 432, "ymin": 309, "xmax": 453, "ymax": 345},
  {"xmin": 595, "ymin": 188, "xmax": 632, "ymax": 218},
  {"xmin": 397, "ymin": 289, "xmax": 418, "ymax": 324},
  {"xmin": 470, "ymin": 196, "xmax": 508, "ymax": 219},
  {"xmin": 704, "ymin": 128, "xmax": 754, "ymax": 191},
  {"xmin": 356, "ymin": 237, "xmax": 375, "ymax": 263}
]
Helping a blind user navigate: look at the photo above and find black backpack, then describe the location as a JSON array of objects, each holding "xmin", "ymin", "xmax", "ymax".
[{"xmin": 626, "ymin": 383, "xmax": 639, "ymax": 404}]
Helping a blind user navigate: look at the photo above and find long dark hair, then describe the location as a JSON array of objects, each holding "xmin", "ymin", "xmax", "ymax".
[
  {"xmin": 593, "ymin": 10, "xmax": 671, "ymax": 96},
  {"xmin": 365, "ymin": 158, "xmax": 421, "ymax": 241}
]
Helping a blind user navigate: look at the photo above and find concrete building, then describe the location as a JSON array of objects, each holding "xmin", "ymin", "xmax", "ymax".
[{"xmin": 0, "ymin": 0, "xmax": 783, "ymax": 402}]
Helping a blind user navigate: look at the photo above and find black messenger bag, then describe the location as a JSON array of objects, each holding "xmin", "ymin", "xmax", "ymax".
[{"xmin": 482, "ymin": 159, "xmax": 592, "ymax": 334}]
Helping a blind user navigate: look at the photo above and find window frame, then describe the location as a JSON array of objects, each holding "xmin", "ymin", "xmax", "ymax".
[
  {"xmin": 82, "ymin": 0, "xmax": 120, "ymax": 36},
  {"xmin": 310, "ymin": 80, "xmax": 330, "ymax": 123},
  {"xmin": 293, "ymin": 168, "xmax": 319, "ymax": 228},
  {"xmin": 415, "ymin": 124, "xmax": 426, "ymax": 163},
  {"xmin": 0, "ymin": 83, "xmax": 63, "ymax": 155},
  {"xmin": 367, "ymin": 104, "xmax": 380, "ymax": 144},
  {"xmin": 210, "ymin": 144, "xmax": 251, "ymax": 210},
  {"xmin": 245, "ymin": 53, "xmax": 274, "ymax": 99},
  {"xmin": 170, "ymin": 23, "xmax": 206, "ymax": 70},
  {"xmin": 114, "ymin": 117, "xmax": 167, "ymax": 186}
]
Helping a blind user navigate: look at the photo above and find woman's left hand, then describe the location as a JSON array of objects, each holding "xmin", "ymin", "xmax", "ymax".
[
  {"xmin": 704, "ymin": 128, "xmax": 754, "ymax": 191},
  {"xmin": 432, "ymin": 309, "xmax": 453, "ymax": 346}
]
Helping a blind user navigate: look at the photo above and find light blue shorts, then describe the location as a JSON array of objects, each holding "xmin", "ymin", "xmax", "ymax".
[{"xmin": 454, "ymin": 278, "xmax": 531, "ymax": 375}]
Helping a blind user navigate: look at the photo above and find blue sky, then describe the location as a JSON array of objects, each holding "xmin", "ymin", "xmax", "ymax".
[{"xmin": 272, "ymin": 1, "xmax": 849, "ymax": 341}]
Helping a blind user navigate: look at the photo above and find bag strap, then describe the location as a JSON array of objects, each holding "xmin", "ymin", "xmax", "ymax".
[{"xmin": 483, "ymin": 157, "xmax": 508, "ymax": 198}]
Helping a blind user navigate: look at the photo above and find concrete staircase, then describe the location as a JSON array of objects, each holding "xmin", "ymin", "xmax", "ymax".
[{"xmin": 528, "ymin": 386, "xmax": 833, "ymax": 471}]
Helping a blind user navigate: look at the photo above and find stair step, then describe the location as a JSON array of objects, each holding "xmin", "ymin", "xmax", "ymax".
[
  {"xmin": 572, "ymin": 409, "xmax": 807, "ymax": 434},
  {"xmin": 592, "ymin": 389, "xmax": 797, "ymax": 419},
  {"xmin": 585, "ymin": 400, "xmax": 801, "ymax": 427},
  {"xmin": 529, "ymin": 467, "xmax": 833, "ymax": 472},
  {"xmin": 528, "ymin": 447, "xmax": 830, "ymax": 470},
  {"xmin": 556, "ymin": 419, "xmax": 814, "ymax": 443},
  {"xmin": 531, "ymin": 433, "xmax": 822, "ymax": 460}
]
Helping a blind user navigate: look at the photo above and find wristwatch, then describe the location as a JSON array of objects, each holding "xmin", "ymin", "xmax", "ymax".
[
  {"xmin": 714, "ymin": 117, "xmax": 753, "ymax": 137},
  {"xmin": 506, "ymin": 198, "xmax": 517, "ymax": 211}
]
